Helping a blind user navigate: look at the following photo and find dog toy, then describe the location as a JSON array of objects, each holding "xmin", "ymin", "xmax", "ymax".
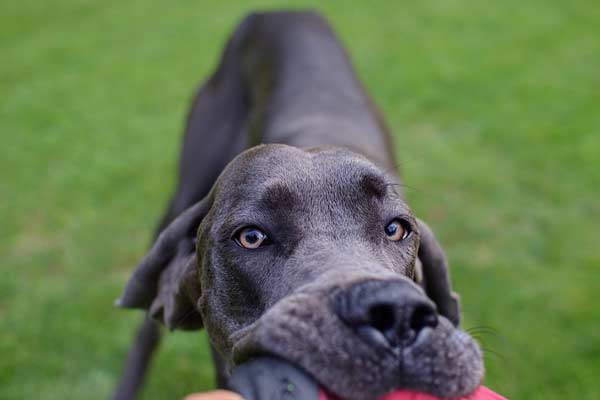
[
  {"xmin": 229, "ymin": 357, "xmax": 507, "ymax": 400},
  {"xmin": 320, "ymin": 385, "xmax": 506, "ymax": 400}
]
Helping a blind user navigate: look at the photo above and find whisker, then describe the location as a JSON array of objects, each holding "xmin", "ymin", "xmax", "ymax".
[
  {"xmin": 383, "ymin": 182, "xmax": 420, "ymax": 195},
  {"xmin": 466, "ymin": 325, "xmax": 500, "ymax": 335},
  {"xmin": 481, "ymin": 346, "xmax": 506, "ymax": 361}
]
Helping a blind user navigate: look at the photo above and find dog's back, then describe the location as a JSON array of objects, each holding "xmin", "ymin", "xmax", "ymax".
[{"xmin": 171, "ymin": 11, "xmax": 397, "ymax": 219}]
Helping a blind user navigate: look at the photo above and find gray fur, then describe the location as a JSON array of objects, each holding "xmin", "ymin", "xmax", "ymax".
[{"xmin": 115, "ymin": 10, "xmax": 481, "ymax": 400}]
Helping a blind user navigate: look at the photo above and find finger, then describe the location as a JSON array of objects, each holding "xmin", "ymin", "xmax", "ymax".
[{"xmin": 184, "ymin": 389, "xmax": 244, "ymax": 400}]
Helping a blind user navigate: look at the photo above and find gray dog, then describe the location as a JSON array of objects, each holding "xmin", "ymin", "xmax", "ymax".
[{"xmin": 114, "ymin": 10, "xmax": 484, "ymax": 400}]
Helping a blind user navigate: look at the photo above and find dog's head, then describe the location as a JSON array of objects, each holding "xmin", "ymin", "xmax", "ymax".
[{"xmin": 118, "ymin": 144, "xmax": 483, "ymax": 399}]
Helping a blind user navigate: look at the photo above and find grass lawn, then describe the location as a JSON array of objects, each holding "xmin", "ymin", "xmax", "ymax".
[{"xmin": 2, "ymin": 0, "xmax": 599, "ymax": 399}]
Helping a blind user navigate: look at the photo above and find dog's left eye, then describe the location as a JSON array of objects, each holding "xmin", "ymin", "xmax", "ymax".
[
  {"xmin": 385, "ymin": 219, "xmax": 411, "ymax": 241},
  {"xmin": 235, "ymin": 227, "xmax": 269, "ymax": 249}
]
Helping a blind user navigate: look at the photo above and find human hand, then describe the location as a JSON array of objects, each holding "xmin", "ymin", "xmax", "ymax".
[{"xmin": 184, "ymin": 389, "xmax": 244, "ymax": 400}]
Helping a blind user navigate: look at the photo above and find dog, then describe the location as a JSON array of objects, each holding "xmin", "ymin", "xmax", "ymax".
[{"xmin": 114, "ymin": 10, "xmax": 483, "ymax": 400}]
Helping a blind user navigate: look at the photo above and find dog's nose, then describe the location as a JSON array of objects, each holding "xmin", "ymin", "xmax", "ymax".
[{"xmin": 334, "ymin": 280, "xmax": 438, "ymax": 349}]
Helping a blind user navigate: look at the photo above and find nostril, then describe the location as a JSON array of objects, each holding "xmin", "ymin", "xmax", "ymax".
[
  {"xmin": 368, "ymin": 303, "xmax": 396, "ymax": 333},
  {"xmin": 410, "ymin": 304, "xmax": 438, "ymax": 333},
  {"xmin": 334, "ymin": 281, "xmax": 440, "ymax": 350}
]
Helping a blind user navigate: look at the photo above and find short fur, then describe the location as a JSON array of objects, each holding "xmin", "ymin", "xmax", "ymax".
[{"xmin": 114, "ymin": 11, "xmax": 482, "ymax": 400}]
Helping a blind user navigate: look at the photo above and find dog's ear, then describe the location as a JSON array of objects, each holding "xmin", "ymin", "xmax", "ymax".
[
  {"xmin": 416, "ymin": 219, "xmax": 461, "ymax": 326},
  {"xmin": 116, "ymin": 196, "xmax": 212, "ymax": 330}
]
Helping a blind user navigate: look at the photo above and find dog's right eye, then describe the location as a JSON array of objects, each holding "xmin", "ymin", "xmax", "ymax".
[{"xmin": 234, "ymin": 227, "xmax": 268, "ymax": 249}]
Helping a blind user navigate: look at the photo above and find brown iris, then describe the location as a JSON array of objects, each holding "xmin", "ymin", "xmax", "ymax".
[
  {"xmin": 236, "ymin": 227, "xmax": 268, "ymax": 249},
  {"xmin": 385, "ymin": 219, "xmax": 410, "ymax": 241}
]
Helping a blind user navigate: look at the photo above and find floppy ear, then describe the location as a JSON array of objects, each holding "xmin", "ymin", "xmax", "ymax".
[
  {"xmin": 116, "ymin": 196, "xmax": 212, "ymax": 330},
  {"xmin": 416, "ymin": 219, "xmax": 461, "ymax": 326}
]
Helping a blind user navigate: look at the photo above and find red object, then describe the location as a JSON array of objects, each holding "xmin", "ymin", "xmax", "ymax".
[{"xmin": 319, "ymin": 386, "xmax": 507, "ymax": 400}]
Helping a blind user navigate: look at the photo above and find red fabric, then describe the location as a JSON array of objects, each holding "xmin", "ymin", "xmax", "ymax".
[{"xmin": 319, "ymin": 386, "xmax": 507, "ymax": 400}]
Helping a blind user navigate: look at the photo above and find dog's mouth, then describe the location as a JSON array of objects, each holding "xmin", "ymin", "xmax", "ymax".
[{"xmin": 230, "ymin": 290, "xmax": 484, "ymax": 400}]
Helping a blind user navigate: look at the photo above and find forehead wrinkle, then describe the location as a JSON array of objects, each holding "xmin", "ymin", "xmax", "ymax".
[
  {"xmin": 258, "ymin": 182, "xmax": 298, "ymax": 211},
  {"xmin": 359, "ymin": 172, "xmax": 388, "ymax": 199}
]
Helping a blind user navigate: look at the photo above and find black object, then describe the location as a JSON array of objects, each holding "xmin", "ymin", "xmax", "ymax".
[
  {"xmin": 228, "ymin": 357, "xmax": 320, "ymax": 400},
  {"xmin": 334, "ymin": 280, "xmax": 438, "ymax": 350}
]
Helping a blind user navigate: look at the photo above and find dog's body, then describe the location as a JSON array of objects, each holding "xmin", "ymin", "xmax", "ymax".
[{"xmin": 114, "ymin": 11, "xmax": 482, "ymax": 400}]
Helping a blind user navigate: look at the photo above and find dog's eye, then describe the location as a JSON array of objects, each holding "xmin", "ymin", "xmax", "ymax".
[
  {"xmin": 235, "ymin": 227, "xmax": 268, "ymax": 249},
  {"xmin": 385, "ymin": 219, "xmax": 410, "ymax": 241}
]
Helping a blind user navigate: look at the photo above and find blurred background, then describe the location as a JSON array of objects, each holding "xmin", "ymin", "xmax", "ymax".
[{"xmin": 1, "ymin": 1, "xmax": 599, "ymax": 399}]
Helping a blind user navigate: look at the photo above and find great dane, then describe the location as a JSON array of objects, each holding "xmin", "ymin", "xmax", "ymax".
[{"xmin": 114, "ymin": 10, "xmax": 483, "ymax": 400}]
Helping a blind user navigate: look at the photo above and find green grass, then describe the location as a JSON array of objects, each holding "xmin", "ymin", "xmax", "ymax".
[{"xmin": 1, "ymin": 1, "xmax": 599, "ymax": 399}]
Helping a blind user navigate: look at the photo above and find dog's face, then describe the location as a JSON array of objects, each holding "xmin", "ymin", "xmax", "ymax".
[{"xmin": 119, "ymin": 144, "xmax": 483, "ymax": 400}]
